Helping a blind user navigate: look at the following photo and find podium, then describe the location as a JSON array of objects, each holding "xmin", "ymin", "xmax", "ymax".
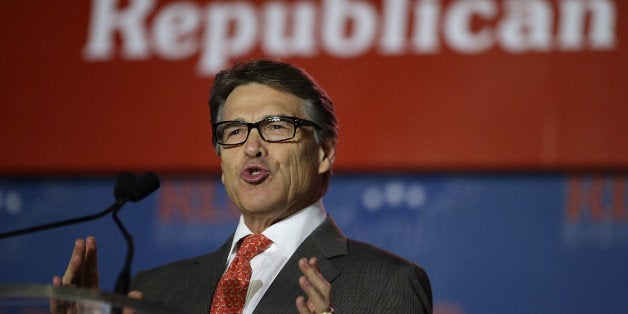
[{"xmin": 0, "ymin": 284, "xmax": 180, "ymax": 313}]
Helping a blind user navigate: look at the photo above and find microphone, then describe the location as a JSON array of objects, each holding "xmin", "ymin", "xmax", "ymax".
[
  {"xmin": 128, "ymin": 171, "xmax": 160, "ymax": 202},
  {"xmin": 0, "ymin": 172, "xmax": 138, "ymax": 239},
  {"xmin": 112, "ymin": 171, "xmax": 160, "ymax": 294},
  {"xmin": 114, "ymin": 171, "xmax": 137, "ymax": 202}
]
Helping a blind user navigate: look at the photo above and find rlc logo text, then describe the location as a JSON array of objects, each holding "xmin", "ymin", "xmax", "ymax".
[{"xmin": 566, "ymin": 175, "xmax": 627, "ymax": 223}]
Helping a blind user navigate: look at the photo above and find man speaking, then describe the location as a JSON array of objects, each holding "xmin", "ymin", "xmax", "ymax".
[{"xmin": 52, "ymin": 59, "xmax": 432, "ymax": 313}]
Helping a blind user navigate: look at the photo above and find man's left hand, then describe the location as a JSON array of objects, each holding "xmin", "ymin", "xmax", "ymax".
[{"xmin": 296, "ymin": 257, "xmax": 333, "ymax": 314}]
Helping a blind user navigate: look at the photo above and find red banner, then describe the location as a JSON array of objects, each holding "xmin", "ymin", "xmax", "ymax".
[{"xmin": 1, "ymin": 0, "xmax": 626, "ymax": 174}]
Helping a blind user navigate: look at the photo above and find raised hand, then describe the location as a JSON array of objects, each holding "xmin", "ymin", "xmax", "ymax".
[
  {"xmin": 53, "ymin": 236, "xmax": 100, "ymax": 289},
  {"xmin": 296, "ymin": 257, "xmax": 334, "ymax": 314},
  {"xmin": 50, "ymin": 236, "xmax": 100, "ymax": 313}
]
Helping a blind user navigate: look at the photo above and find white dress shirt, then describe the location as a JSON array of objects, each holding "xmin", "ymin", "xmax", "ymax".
[{"xmin": 224, "ymin": 199, "xmax": 327, "ymax": 314}]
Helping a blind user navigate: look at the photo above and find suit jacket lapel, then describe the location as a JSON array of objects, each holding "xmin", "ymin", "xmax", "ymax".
[
  {"xmin": 188, "ymin": 235, "xmax": 233, "ymax": 313},
  {"xmin": 253, "ymin": 216, "xmax": 347, "ymax": 313}
]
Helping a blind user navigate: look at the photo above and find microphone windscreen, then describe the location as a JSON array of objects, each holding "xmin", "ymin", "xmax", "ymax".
[
  {"xmin": 130, "ymin": 172, "xmax": 161, "ymax": 202},
  {"xmin": 114, "ymin": 172, "xmax": 136, "ymax": 201}
]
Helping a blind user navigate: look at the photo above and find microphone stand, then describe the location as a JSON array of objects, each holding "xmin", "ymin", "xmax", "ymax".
[
  {"xmin": 0, "ymin": 199, "xmax": 127, "ymax": 240},
  {"xmin": 112, "ymin": 171, "xmax": 160, "ymax": 295},
  {"xmin": 112, "ymin": 205, "xmax": 134, "ymax": 295},
  {"xmin": 0, "ymin": 172, "xmax": 135, "ymax": 240}
]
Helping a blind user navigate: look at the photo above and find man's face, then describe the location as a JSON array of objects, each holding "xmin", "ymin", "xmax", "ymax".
[{"xmin": 218, "ymin": 83, "xmax": 334, "ymax": 229}]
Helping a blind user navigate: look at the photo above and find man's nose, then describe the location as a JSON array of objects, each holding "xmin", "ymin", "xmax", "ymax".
[{"xmin": 244, "ymin": 128, "xmax": 266, "ymax": 157}]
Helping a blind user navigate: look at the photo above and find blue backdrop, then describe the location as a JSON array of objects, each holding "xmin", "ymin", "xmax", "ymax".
[{"xmin": 1, "ymin": 173, "xmax": 627, "ymax": 313}]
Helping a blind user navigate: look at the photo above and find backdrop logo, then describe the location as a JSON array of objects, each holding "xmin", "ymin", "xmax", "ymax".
[
  {"xmin": 362, "ymin": 181, "xmax": 427, "ymax": 211},
  {"xmin": 83, "ymin": 0, "xmax": 617, "ymax": 75},
  {"xmin": 0, "ymin": 189, "xmax": 22, "ymax": 217},
  {"xmin": 157, "ymin": 176, "xmax": 238, "ymax": 224},
  {"xmin": 562, "ymin": 174, "xmax": 628, "ymax": 248}
]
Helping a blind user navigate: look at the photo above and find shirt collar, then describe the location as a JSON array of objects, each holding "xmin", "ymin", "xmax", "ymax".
[{"xmin": 229, "ymin": 199, "xmax": 327, "ymax": 258}]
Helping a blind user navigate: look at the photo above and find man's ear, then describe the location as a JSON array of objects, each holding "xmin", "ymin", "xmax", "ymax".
[{"xmin": 318, "ymin": 141, "xmax": 336, "ymax": 174}]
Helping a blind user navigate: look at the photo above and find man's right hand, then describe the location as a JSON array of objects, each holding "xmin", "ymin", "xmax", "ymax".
[
  {"xmin": 50, "ymin": 237, "xmax": 144, "ymax": 313},
  {"xmin": 50, "ymin": 236, "xmax": 100, "ymax": 313},
  {"xmin": 53, "ymin": 236, "xmax": 100, "ymax": 289}
]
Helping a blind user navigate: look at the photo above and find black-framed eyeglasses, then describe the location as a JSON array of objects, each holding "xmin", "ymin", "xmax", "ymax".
[{"xmin": 212, "ymin": 116, "xmax": 320, "ymax": 146}]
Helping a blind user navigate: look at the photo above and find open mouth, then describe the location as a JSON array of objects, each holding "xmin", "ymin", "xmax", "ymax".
[{"xmin": 240, "ymin": 165, "xmax": 270, "ymax": 184}]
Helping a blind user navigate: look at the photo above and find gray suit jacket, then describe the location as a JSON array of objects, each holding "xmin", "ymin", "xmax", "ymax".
[{"xmin": 130, "ymin": 216, "xmax": 432, "ymax": 313}]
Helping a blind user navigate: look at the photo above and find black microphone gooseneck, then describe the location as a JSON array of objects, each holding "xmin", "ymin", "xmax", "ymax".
[
  {"xmin": 112, "ymin": 171, "xmax": 160, "ymax": 294},
  {"xmin": 0, "ymin": 172, "xmax": 137, "ymax": 240}
]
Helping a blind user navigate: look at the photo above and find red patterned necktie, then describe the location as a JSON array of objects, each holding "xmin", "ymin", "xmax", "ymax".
[{"xmin": 210, "ymin": 234, "xmax": 273, "ymax": 313}]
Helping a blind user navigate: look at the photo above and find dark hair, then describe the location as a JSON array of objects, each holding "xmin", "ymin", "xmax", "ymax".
[
  {"xmin": 209, "ymin": 59, "xmax": 337, "ymax": 148},
  {"xmin": 209, "ymin": 59, "xmax": 338, "ymax": 190}
]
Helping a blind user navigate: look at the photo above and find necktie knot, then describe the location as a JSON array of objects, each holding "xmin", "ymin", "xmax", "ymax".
[{"xmin": 238, "ymin": 234, "xmax": 272, "ymax": 260}]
